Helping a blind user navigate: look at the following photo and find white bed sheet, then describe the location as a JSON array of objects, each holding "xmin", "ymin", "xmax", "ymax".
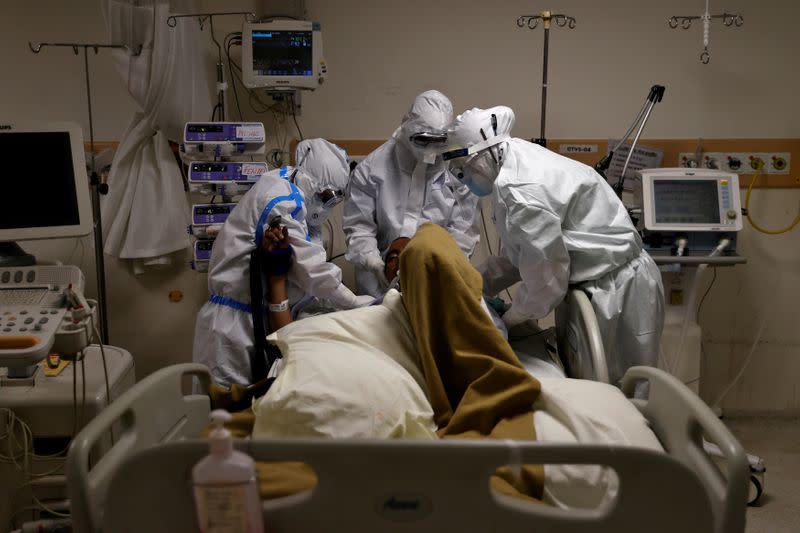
[{"xmin": 255, "ymin": 290, "xmax": 664, "ymax": 509}]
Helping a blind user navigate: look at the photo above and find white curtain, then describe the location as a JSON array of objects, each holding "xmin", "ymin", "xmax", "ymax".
[{"xmin": 101, "ymin": 0, "xmax": 214, "ymax": 272}]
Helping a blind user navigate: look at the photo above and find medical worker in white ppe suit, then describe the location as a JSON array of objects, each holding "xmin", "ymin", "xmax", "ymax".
[
  {"xmin": 194, "ymin": 138, "xmax": 373, "ymax": 386},
  {"xmin": 444, "ymin": 106, "xmax": 664, "ymax": 386},
  {"xmin": 343, "ymin": 90, "xmax": 481, "ymax": 297}
]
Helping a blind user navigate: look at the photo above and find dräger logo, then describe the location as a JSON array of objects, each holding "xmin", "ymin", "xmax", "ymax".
[
  {"xmin": 0, "ymin": 125, "xmax": 12, "ymax": 130},
  {"xmin": 375, "ymin": 492, "xmax": 433, "ymax": 523},
  {"xmin": 383, "ymin": 496, "xmax": 419, "ymax": 511}
]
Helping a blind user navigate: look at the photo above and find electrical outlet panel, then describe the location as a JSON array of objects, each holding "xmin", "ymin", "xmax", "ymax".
[{"xmin": 678, "ymin": 152, "xmax": 790, "ymax": 175}]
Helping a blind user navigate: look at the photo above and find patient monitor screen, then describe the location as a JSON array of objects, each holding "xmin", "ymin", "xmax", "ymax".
[
  {"xmin": 252, "ymin": 30, "xmax": 313, "ymax": 76},
  {"xmin": 0, "ymin": 132, "xmax": 81, "ymax": 230},
  {"xmin": 653, "ymin": 179, "xmax": 720, "ymax": 224}
]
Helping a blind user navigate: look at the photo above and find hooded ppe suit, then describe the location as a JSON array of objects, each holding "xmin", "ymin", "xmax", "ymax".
[
  {"xmin": 193, "ymin": 139, "xmax": 371, "ymax": 386},
  {"xmin": 447, "ymin": 106, "xmax": 664, "ymax": 386},
  {"xmin": 343, "ymin": 90, "xmax": 481, "ymax": 297}
]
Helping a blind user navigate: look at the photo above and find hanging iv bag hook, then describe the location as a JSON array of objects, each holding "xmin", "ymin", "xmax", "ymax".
[{"xmin": 515, "ymin": 10, "xmax": 577, "ymax": 148}]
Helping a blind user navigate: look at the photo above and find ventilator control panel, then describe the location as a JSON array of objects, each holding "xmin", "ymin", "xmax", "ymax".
[{"xmin": 639, "ymin": 168, "xmax": 742, "ymax": 232}]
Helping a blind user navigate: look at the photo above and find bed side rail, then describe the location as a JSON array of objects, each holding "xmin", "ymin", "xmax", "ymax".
[
  {"xmin": 555, "ymin": 288, "xmax": 609, "ymax": 383},
  {"xmin": 102, "ymin": 439, "xmax": 716, "ymax": 533},
  {"xmin": 66, "ymin": 363, "xmax": 212, "ymax": 533},
  {"xmin": 621, "ymin": 366, "xmax": 748, "ymax": 533}
]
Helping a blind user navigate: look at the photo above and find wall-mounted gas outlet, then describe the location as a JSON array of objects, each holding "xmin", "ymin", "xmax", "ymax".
[{"xmin": 678, "ymin": 152, "xmax": 791, "ymax": 175}]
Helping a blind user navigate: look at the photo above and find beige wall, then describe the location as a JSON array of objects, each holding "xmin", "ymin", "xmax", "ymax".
[{"xmin": 2, "ymin": 0, "xmax": 798, "ymax": 412}]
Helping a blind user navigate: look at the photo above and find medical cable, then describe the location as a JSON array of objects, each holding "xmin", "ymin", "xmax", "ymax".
[
  {"xmin": 225, "ymin": 44, "xmax": 292, "ymax": 157},
  {"xmin": 696, "ymin": 266, "xmax": 717, "ymax": 322},
  {"xmin": 480, "ymin": 205, "xmax": 493, "ymax": 256},
  {"xmin": 290, "ymin": 92, "xmax": 304, "ymax": 141},
  {"xmin": 329, "ymin": 252, "xmax": 346, "ymax": 262},
  {"xmin": 711, "ymin": 314, "xmax": 767, "ymax": 409},
  {"xmin": 669, "ymin": 239, "xmax": 729, "ymax": 377},
  {"xmin": 745, "ymin": 168, "xmax": 799, "ymax": 235},
  {"xmin": 225, "ymin": 33, "xmax": 244, "ymax": 121},
  {"xmin": 92, "ymin": 318, "xmax": 115, "ymax": 444},
  {"xmin": 325, "ymin": 219, "xmax": 335, "ymax": 261},
  {"xmin": 1, "ymin": 411, "xmax": 73, "ymax": 524}
]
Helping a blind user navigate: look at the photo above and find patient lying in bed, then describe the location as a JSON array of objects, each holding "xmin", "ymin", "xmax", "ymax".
[{"xmin": 216, "ymin": 223, "xmax": 662, "ymax": 509}]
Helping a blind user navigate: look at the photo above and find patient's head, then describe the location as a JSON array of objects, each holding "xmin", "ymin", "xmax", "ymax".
[{"xmin": 384, "ymin": 237, "xmax": 410, "ymax": 282}]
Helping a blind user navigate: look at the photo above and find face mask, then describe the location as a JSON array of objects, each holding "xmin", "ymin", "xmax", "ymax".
[{"xmin": 452, "ymin": 150, "xmax": 497, "ymax": 197}]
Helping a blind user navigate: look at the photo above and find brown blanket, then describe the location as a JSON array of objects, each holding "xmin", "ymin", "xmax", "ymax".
[
  {"xmin": 400, "ymin": 223, "xmax": 543, "ymax": 501},
  {"xmin": 208, "ymin": 224, "xmax": 543, "ymax": 502}
]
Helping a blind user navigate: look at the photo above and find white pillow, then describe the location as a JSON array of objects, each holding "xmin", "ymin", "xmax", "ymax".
[
  {"xmin": 534, "ymin": 377, "xmax": 664, "ymax": 509},
  {"xmin": 253, "ymin": 290, "xmax": 437, "ymax": 440}
]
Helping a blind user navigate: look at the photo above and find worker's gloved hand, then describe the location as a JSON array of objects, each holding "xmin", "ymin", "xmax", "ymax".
[
  {"xmin": 354, "ymin": 295, "xmax": 376, "ymax": 307},
  {"xmin": 501, "ymin": 304, "xmax": 528, "ymax": 330},
  {"xmin": 486, "ymin": 297, "xmax": 511, "ymax": 316},
  {"xmin": 364, "ymin": 255, "xmax": 385, "ymax": 274},
  {"xmin": 331, "ymin": 285, "xmax": 373, "ymax": 309}
]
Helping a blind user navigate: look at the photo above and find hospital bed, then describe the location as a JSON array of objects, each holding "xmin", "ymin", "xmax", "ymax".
[{"xmin": 66, "ymin": 364, "xmax": 748, "ymax": 531}]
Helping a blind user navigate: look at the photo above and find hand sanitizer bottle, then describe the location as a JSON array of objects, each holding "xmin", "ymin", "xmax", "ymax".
[{"xmin": 193, "ymin": 409, "xmax": 265, "ymax": 532}]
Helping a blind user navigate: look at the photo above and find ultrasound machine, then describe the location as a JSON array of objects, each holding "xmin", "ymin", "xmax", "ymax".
[{"xmin": 0, "ymin": 122, "xmax": 134, "ymax": 529}]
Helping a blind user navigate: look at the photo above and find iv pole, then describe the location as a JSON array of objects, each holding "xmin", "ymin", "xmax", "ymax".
[
  {"xmin": 668, "ymin": 0, "xmax": 743, "ymax": 64},
  {"xmin": 28, "ymin": 41, "xmax": 141, "ymax": 344},
  {"xmin": 516, "ymin": 11, "xmax": 576, "ymax": 148}
]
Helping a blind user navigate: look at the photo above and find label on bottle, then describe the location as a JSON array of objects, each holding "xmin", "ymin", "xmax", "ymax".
[{"xmin": 194, "ymin": 483, "xmax": 251, "ymax": 533}]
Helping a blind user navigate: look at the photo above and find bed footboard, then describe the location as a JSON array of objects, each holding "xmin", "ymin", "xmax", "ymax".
[
  {"xmin": 66, "ymin": 363, "xmax": 212, "ymax": 533},
  {"xmin": 621, "ymin": 366, "xmax": 748, "ymax": 533}
]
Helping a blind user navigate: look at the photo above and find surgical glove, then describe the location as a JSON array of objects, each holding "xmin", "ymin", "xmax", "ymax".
[
  {"xmin": 354, "ymin": 295, "xmax": 376, "ymax": 307},
  {"xmin": 363, "ymin": 255, "xmax": 385, "ymax": 276},
  {"xmin": 502, "ymin": 304, "xmax": 528, "ymax": 330}
]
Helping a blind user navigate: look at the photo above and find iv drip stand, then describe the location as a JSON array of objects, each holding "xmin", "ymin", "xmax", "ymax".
[
  {"xmin": 28, "ymin": 41, "xmax": 140, "ymax": 344},
  {"xmin": 516, "ymin": 11, "xmax": 576, "ymax": 148}
]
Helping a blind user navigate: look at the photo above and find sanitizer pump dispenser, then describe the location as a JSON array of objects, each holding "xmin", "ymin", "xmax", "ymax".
[{"xmin": 192, "ymin": 409, "xmax": 265, "ymax": 532}]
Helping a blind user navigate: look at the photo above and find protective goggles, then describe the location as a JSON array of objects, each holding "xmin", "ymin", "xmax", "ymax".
[
  {"xmin": 316, "ymin": 188, "xmax": 345, "ymax": 209},
  {"xmin": 409, "ymin": 131, "xmax": 449, "ymax": 148}
]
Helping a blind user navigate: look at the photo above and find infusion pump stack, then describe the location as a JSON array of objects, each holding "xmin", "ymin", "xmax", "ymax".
[
  {"xmin": 0, "ymin": 123, "xmax": 135, "ymax": 531},
  {"xmin": 636, "ymin": 168, "xmax": 745, "ymax": 395}
]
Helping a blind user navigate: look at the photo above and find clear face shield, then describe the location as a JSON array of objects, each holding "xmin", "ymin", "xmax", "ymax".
[{"xmin": 442, "ymin": 114, "xmax": 508, "ymax": 197}]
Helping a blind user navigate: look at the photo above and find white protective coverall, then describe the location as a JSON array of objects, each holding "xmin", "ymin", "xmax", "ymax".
[
  {"xmin": 193, "ymin": 139, "xmax": 370, "ymax": 386},
  {"xmin": 343, "ymin": 90, "xmax": 481, "ymax": 297},
  {"xmin": 448, "ymin": 107, "xmax": 664, "ymax": 386}
]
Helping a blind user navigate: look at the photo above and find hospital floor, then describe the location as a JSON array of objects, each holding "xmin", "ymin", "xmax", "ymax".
[{"xmin": 727, "ymin": 416, "xmax": 800, "ymax": 532}]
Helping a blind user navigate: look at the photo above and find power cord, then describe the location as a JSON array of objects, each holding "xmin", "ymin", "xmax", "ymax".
[
  {"xmin": 745, "ymin": 167, "xmax": 799, "ymax": 234},
  {"xmin": 290, "ymin": 92, "xmax": 304, "ymax": 141}
]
